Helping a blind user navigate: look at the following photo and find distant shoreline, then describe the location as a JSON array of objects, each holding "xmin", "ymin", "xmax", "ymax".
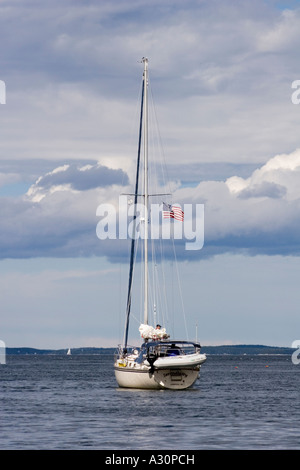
[{"xmin": 5, "ymin": 344, "xmax": 295, "ymax": 356}]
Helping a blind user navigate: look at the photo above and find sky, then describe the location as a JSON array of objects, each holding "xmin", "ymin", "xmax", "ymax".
[{"xmin": 1, "ymin": 0, "xmax": 300, "ymax": 349}]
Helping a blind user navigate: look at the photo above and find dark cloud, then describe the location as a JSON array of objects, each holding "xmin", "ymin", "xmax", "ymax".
[
  {"xmin": 238, "ymin": 181, "xmax": 287, "ymax": 199},
  {"xmin": 36, "ymin": 163, "xmax": 129, "ymax": 191},
  {"xmin": 0, "ymin": 150, "xmax": 299, "ymax": 262}
]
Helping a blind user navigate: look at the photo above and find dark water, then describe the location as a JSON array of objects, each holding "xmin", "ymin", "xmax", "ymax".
[{"xmin": 0, "ymin": 354, "xmax": 299, "ymax": 450}]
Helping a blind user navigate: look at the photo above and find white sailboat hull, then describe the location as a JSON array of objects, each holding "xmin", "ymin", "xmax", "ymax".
[
  {"xmin": 115, "ymin": 366, "xmax": 161, "ymax": 389},
  {"xmin": 114, "ymin": 351, "xmax": 206, "ymax": 390},
  {"xmin": 114, "ymin": 366, "xmax": 203, "ymax": 390}
]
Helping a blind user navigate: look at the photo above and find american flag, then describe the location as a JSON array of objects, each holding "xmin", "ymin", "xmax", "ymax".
[{"xmin": 163, "ymin": 203, "xmax": 184, "ymax": 221}]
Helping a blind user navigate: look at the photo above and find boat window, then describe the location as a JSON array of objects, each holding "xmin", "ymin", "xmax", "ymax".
[{"xmin": 167, "ymin": 347, "xmax": 181, "ymax": 356}]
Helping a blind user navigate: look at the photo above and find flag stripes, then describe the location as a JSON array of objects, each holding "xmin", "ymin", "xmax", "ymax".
[{"xmin": 162, "ymin": 203, "xmax": 184, "ymax": 221}]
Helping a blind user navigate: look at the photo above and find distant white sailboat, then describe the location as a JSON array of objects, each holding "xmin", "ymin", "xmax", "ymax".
[
  {"xmin": 67, "ymin": 348, "xmax": 71, "ymax": 355},
  {"xmin": 114, "ymin": 58, "xmax": 206, "ymax": 390}
]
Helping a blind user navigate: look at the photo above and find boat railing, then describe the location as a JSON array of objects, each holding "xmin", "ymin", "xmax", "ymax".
[
  {"xmin": 115, "ymin": 344, "xmax": 140, "ymax": 359},
  {"xmin": 144, "ymin": 341, "xmax": 201, "ymax": 358}
]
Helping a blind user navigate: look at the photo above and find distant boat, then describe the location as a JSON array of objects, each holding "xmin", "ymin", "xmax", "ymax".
[
  {"xmin": 67, "ymin": 348, "xmax": 71, "ymax": 355},
  {"xmin": 114, "ymin": 58, "xmax": 206, "ymax": 390}
]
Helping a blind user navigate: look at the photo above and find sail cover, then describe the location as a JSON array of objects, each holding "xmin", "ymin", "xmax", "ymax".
[{"xmin": 139, "ymin": 324, "xmax": 168, "ymax": 340}]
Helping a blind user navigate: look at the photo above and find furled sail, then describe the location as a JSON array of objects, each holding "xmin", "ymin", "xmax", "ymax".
[{"xmin": 139, "ymin": 323, "xmax": 169, "ymax": 340}]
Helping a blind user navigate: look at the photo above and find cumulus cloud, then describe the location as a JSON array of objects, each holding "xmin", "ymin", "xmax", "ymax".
[
  {"xmin": 172, "ymin": 148, "xmax": 300, "ymax": 258},
  {"xmin": 26, "ymin": 161, "xmax": 129, "ymax": 202},
  {"xmin": 226, "ymin": 149, "xmax": 300, "ymax": 200},
  {"xmin": 1, "ymin": 149, "xmax": 300, "ymax": 261},
  {"xmin": 0, "ymin": 160, "xmax": 131, "ymax": 260}
]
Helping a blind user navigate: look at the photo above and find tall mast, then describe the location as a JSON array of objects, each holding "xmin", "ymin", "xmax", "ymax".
[
  {"xmin": 143, "ymin": 57, "xmax": 149, "ymax": 326},
  {"xmin": 123, "ymin": 66, "xmax": 144, "ymax": 351}
]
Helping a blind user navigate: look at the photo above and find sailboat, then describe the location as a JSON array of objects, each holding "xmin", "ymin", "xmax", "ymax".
[{"xmin": 114, "ymin": 58, "xmax": 206, "ymax": 390}]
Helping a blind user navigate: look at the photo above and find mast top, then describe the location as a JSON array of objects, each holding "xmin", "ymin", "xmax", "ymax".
[{"xmin": 141, "ymin": 57, "xmax": 149, "ymax": 71}]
